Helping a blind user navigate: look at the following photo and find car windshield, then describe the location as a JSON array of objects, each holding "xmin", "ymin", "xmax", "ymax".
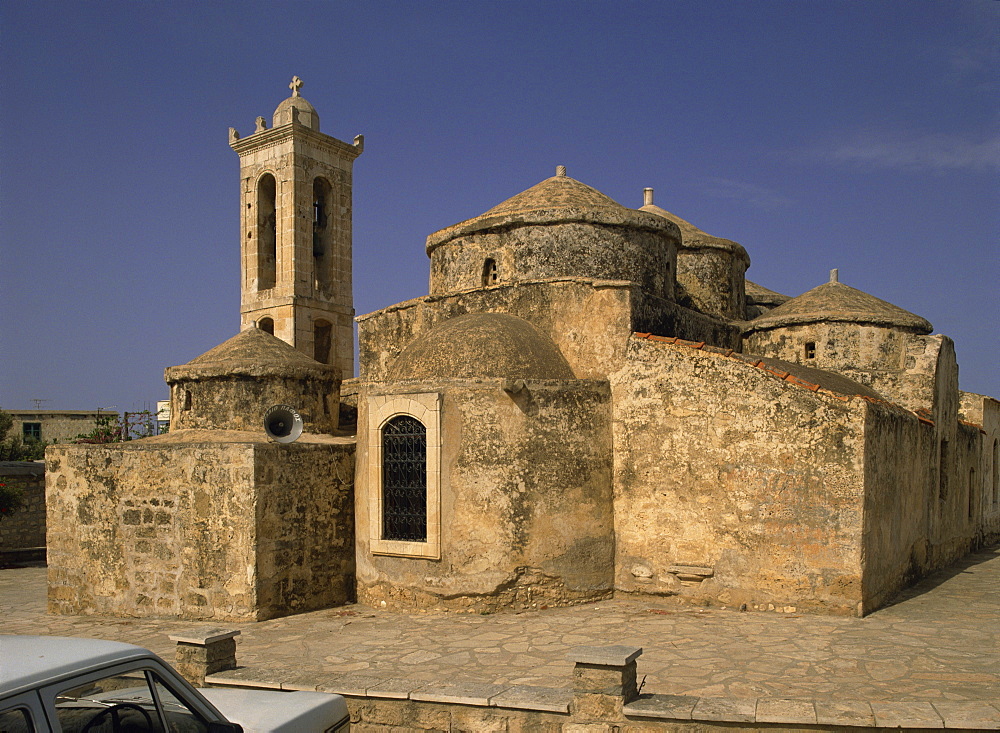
[{"xmin": 54, "ymin": 670, "xmax": 210, "ymax": 733}]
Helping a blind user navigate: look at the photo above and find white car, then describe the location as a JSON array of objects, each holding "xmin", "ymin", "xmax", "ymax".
[{"xmin": 0, "ymin": 636, "xmax": 350, "ymax": 732}]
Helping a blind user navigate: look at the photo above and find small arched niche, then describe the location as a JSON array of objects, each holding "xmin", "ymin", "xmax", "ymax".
[{"xmin": 482, "ymin": 258, "xmax": 499, "ymax": 287}]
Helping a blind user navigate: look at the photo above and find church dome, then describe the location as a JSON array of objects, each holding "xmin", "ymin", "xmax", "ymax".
[
  {"xmin": 388, "ymin": 313, "xmax": 575, "ymax": 381},
  {"xmin": 426, "ymin": 167, "xmax": 673, "ymax": 252},
  {"xmin": 746, "ymin": 272, "xmax": 932, "ymax": 334},
  {"xmin": 166, "ymin": 327, "xmax": 337, "ymax": 381},
  {"xmin": 424, "ymin": 167, "xmax": 679, "ymax": 300},
  {"xmin": 164, "ymin": 327, "xmax": 340, "ymax": 434},
  {"xmin": 272, "ymin": 76, "xmax": 320, "ymax": 130}
]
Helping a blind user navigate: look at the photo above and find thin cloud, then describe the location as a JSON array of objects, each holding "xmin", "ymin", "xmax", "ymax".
[
  {"xmin": 700, "ymin": 177, "xmax": 793, "ymax": 211},
  {"xmin": 815, "ymin": 131, "xmax": 1000, "ymax": 173}
]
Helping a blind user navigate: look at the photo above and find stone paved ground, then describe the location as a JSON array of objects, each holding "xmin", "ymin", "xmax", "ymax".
[{"xmin": 2, "ymin": 546, "xmax": 998, "ymax": 704}]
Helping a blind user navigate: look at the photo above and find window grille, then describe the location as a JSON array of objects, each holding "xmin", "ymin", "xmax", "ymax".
[
  {"xmin": 22, "ymin": 422, "xmax": 41, "ymax": 440},
  {"xmin": 382, "ymin": 415, "xmax": 427, "ymax": 542}
]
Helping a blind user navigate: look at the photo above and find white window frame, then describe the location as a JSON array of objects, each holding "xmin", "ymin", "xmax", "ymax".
[{"xmin": 368, "ymin": 392, "xmax": 442, "ymax": 559}]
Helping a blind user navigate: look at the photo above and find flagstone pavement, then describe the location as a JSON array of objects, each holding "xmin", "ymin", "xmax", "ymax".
[{"xmin": 2, "ymin": 547, "xmax": 998, "ymax": 706}]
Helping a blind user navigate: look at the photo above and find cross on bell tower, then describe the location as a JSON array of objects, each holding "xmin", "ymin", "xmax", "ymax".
[{"xmin": 229, "ymin": 77, "xmax": 364, "ymax": 377}]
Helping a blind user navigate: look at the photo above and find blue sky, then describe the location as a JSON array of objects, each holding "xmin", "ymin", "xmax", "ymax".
[{"xmin": 1, "ymin": 0, "xmax": 997, "ymax": 413}]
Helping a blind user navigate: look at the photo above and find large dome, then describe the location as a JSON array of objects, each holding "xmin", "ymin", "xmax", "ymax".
[
  {"xmin": 388, "ymin": 313, "xmax": 575, "ymax": 381},
  {"xmin": 424, "ymin": 168, "xmax": 679, "ymax": 300},
  {"xmin": 426, "ymin": 168, "xmax": 673, "ymax": 253}
]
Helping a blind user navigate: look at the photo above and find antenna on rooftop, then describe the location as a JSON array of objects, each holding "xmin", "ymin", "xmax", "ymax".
[{"xmin": 30, "ymin": 399, "xmax": 50, "ymax": 409}]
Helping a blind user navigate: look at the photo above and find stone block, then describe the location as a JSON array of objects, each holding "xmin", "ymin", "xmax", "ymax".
[
  {"xmin": 410, "ymin": 682, "xmax": 508, "ymax": 706},
  {"xmin": 930, "ymin": 701, "xmax": 1000, "ymax": 730},
  {"xmin": 814, "ymin": 700, "xmax": 875, "ymax": 727},
  {"xmin": 755, "ymin": 697, "xmax": 816, "ymax": 724},
  {"xmin": 169, "ymin": 628, "xmax": 239, "ymax": 687},
  {"xmin": 623, "ymin": 693, "xmax": 699, "ymax": 721},
  {"xmin": 491, "ymin": 685, "xmax": 572, "ymax": 713},
  {"xmin": 691, "ymin": 696, "xmax": 756, "ymax": 723},
  {"xmin": 871, "ymin": 701, "xmax": 944, "ymax": 728}
]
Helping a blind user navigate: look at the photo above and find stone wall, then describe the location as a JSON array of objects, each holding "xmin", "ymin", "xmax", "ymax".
[
  {"xmin": 428, "ymin": 222, "xmax": 678, "ymax": 302},
  {"xmin": 0, "ymin": 461, "xmax": 46, "ymax": 559},
  {"xmin": 675, "ymin": 244, "xmax": 748, "ymax": 321},
  {"xmin": 611, "ymin": 336, "xmax": 869, "ymax": 614},
  {"xmin": 355, "ymin": 379, "xmax": 614, "ymax": 612},
  {"xmin": 358, "ymin": 278, "xmax": 741, "ymax": 385},
  {"xmin": 743, "ymin": 325, "xmax": 949, "ymax": 414},
  {"xmin": 46, "ymin": 435, "xmax": 354, "ymax": 620},
  {"xmin": 167, "ymin": 373, "xmax": 340, "ymax": 434},
  {"xmin": 858, "ymin": 402, "xmax": 934, "ymax": 612},
  {"xmin": 960, "ymin": 392, "xmax": 1000, "ymax": 542}
]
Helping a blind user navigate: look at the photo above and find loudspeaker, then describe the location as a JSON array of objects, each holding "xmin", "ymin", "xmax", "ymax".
[{"xmin": 263, "ymin": 404, "xmax": 304, "ymax": 443}]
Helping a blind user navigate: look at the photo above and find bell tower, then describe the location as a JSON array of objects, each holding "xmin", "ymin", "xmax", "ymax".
[{"xmin": 229, "ymin": 76, "xmax": 363, "ymax": 377}]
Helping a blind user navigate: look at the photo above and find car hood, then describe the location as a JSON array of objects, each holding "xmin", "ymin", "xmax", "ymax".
[{"xmin": 200, "ymin": 688, "xmax": 349, "ymax": 733}]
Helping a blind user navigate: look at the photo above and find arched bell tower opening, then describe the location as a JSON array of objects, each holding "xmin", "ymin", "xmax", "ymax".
[
  {"xmin": 256, "ymin": 173, "xmax": 277, "ymax": 290},
  {"xmin": 313, "ymin": 176, "xmax": 333, "ymax": 295},
  {"xmin": 231, "ymin": 76, "xmax": 363, "ymax": 377}
]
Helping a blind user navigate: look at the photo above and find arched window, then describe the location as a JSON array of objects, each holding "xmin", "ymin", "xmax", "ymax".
[
  {"xmin": 368, "ymin": 392, "xmax": 441, "ymax": 559},
  {"xmin": 257, "ymin": 174, "xmax": 277, "ymax": 289},
  {"xmin": 381, "ymin": 415, "xmax": 427, "ymax": 542},
  {"xmin": 257, "ymin": 317, "xmax": 274, "ymax": 335},
  {"xmin": 314, "ymin": 319, "xmax": 332, "ymax": 364},
  {"xmin": 482, "ymin": 258, "xmax": 499, "ymax": 287},
  {"xmin": 313, "ymin": 177, "xmax": 332, "ymax": 292}
]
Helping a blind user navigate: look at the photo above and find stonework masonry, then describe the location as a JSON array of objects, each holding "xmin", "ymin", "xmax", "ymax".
[
  {"xmin": 46, "ymin": 437, "xmax": 354, "ymax": 621},
  {"xmin": 44, "ymin": 82, "xmax": 998, "ymax": 626}
]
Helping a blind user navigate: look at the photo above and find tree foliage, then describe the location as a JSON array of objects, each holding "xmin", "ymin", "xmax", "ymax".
[{"xmin": 72, "ymin": 411, "xmax": 158, "ymax": 444}]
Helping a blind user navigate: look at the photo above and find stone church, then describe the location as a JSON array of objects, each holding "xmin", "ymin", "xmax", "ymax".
[{"xmin": 46, "ymin": 81, "xmax": 999, "ymax": 622}]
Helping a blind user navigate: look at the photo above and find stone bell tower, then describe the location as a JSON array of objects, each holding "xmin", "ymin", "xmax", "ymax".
[{"xmin": 230, "ymin": 76, "xmax": 363, "ymax": 377}]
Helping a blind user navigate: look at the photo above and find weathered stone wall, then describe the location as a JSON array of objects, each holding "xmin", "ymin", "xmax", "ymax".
[
  {"xmin": 46, "ymin": 436, "xmax": 354, "ymax": 620},
  {"xmin": 358, "ymin": 279, "xmax": 741, "ymax": 385},
  {"xmin": 632, "ymin": 289, "xmax": 742, "ymax": 350},
  {"xmin": 676, "ymin": 245, "xmax": 748, "ymax": 321},
  {"xmin": 0, "ymin": 461, "xmax": 45, "ymax": 555},
  {"xmin": 356, "ymin": 379, "xmax": 614, "ymax": 612},
  {"xmin": 254, "ymin": 441, "xmax": 356, "ymax": 615},
  {"xmin": 743, "ymin": 325, "xmax": 948, "ymax": 413},
  {"xmin": 960, "ymin": 392, "xmax": 1000, "ymax": 542},
  {"xmin": 611, "ymin": 336, "xmax": 869, "ymax": 614},
  {"xmin": 168, "ymin": 374, "xmax": 339, "ymax": 434},
  {"xmin": 358, "ymin": 280, "xmax": 634, "ymax": 382},
  {"xmin": 429, "ymin": 222, "xmax": 678, "ymax": 302},
  {"xmin": 858, "ymin": 403, "xmax": 933, "ymax": 612}
]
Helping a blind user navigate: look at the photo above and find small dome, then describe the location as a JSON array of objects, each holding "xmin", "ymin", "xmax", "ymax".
[
  {"xmin": 388, "ymin": 313, "xmax": 574, "ymax": 381},
  {"xmin": 746, "ymin": 278, "xmax": 932, "ymax": 333},
  {"xmin": 165, "ymin": 327, "xmax": 337, "ymax": 381},
  {"xmin": 273, "ymin": 95, "xmax": 320, "ymax": 130},
  {"xmin": 426, "ymin": 168, "xmax": 674, "ymax": 253}
]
